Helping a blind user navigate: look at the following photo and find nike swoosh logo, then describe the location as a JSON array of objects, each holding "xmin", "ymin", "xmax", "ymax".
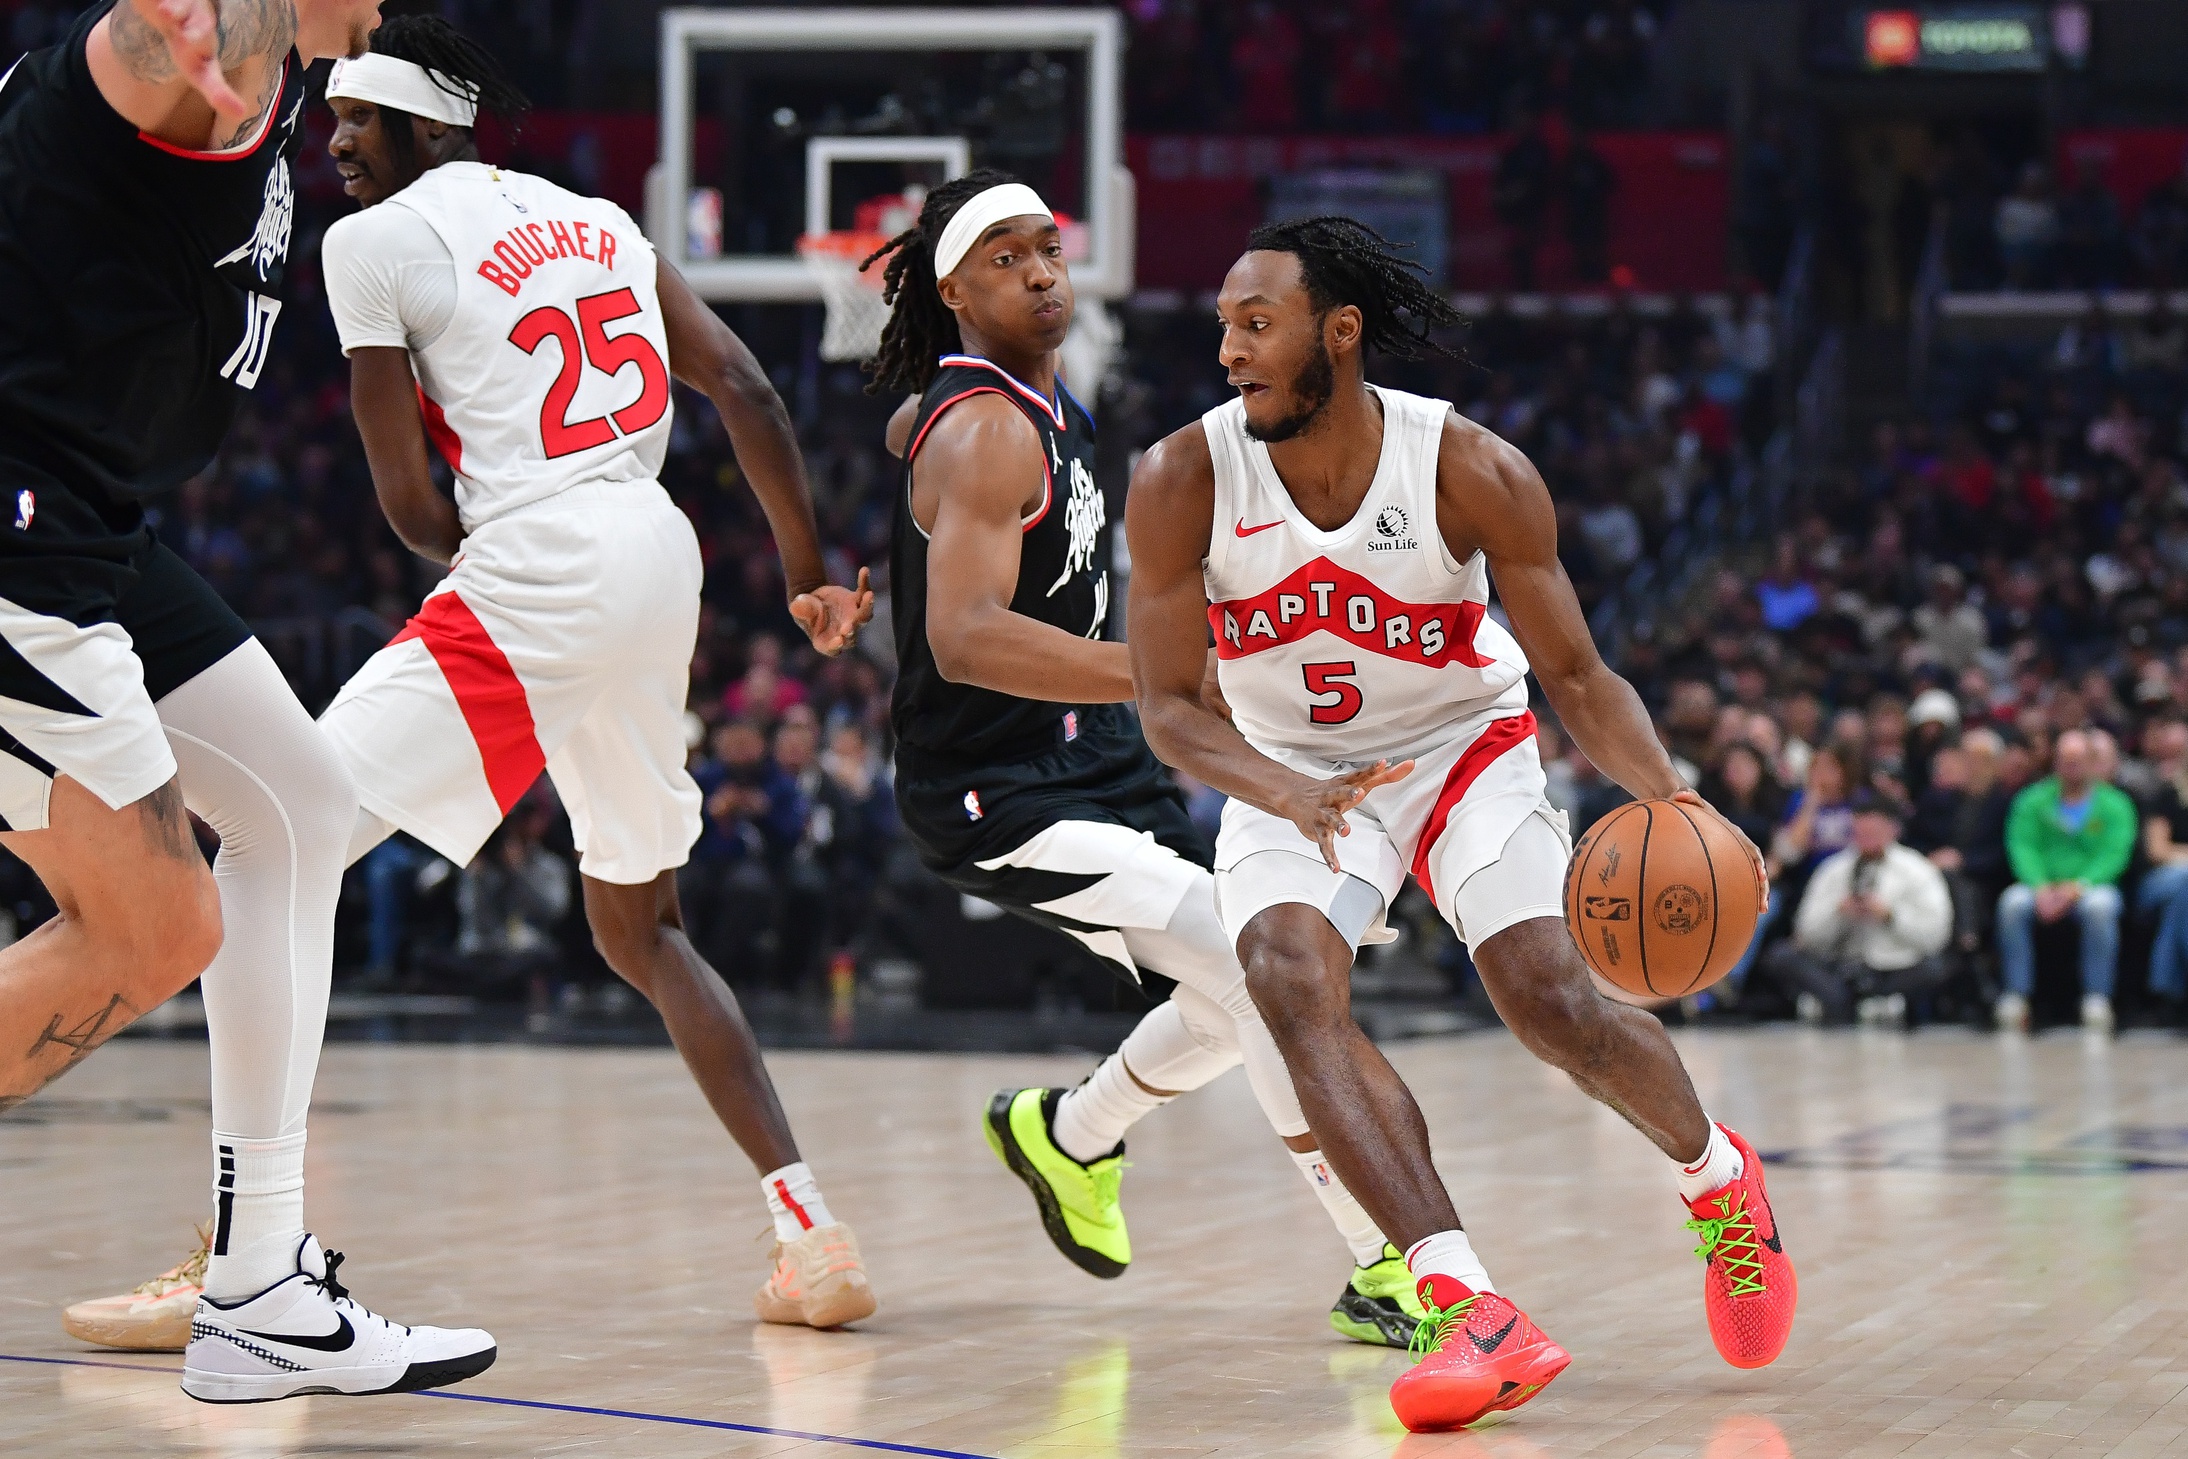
[
  {"xmin": 239, "ymin": 1312, "xmax": 354, "ymax": 1353},
  {"xmin": 1762, "ymin": 1227, "xmax": 1782, "ymax": 1254},
  {"xmin": 1235, "ymin": 518, "xmax": 1282, "ymax": 538},
  {"xmin": 1469, "ymin": 1313, "xmax": 1519, "ymax": 1354}
]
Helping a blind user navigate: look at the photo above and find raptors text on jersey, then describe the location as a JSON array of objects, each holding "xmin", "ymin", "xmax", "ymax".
[{"xmin": 1200, "ymin": 385, "xmax": 1531, "ymax": 765}]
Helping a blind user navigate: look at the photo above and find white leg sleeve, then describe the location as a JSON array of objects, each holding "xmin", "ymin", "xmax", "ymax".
[
  {"xmin": 1122, "ymin": 869, "xmax": 1309, "ymax": 1140},
  {"xmin": 158, "ymin": 641, "xmax": 358, "ymax": 1140}
]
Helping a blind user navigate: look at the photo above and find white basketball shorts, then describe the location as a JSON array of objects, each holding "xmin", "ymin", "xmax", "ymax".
[
  {"xmin": 320, "ymin": 480, "xmax": 703, "ymax": 885},
  {"xmin": 1212, "ymin": 707, "xmax": 1571, "ymax": 952}
]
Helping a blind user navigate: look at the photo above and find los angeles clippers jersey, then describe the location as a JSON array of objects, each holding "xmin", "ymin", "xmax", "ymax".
[
  {"xmin": 0, "ymin": 1, "xmax": 304, "ymax": 522},
  {"xmin": 1201, "ymin": 385, "xmax": 1530, "ymax": 766},
  {"xmin": 891, "ymin": 355, "xmax": 1114, "ymax": 774},
  {"xmin": 336, "ymin": 162, "xmax": 671, "ymax": 529}
]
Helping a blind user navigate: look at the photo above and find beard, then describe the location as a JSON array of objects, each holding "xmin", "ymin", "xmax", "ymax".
[{"xmin": 1243, "ymin": 338, "xmax": 1335, "ymax": 444}]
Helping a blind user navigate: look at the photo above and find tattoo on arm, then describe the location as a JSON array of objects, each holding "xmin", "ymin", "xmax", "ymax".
[{"xmin": 110, "ymin": 0, "xmax": 299, "ymax": 145}]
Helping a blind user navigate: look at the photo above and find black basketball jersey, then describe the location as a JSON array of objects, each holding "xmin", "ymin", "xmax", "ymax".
[
  {"xmin": 891, "ymin": 353, "xmax": 1118, "ymax": 775},
  {"xmin": 0, "ymin": 1, "xmax": 304, "ymax": 529}
]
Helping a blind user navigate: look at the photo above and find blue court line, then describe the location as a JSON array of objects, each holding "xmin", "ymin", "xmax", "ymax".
[{"xmin": 1, "ymin": 1352, "xmax": 1003, "ymax": 1459}]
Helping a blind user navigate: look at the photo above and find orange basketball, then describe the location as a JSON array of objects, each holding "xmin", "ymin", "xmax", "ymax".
[{"xmin": 1562, "ymin": 798, "xmax": 1764, "ymax": 999}]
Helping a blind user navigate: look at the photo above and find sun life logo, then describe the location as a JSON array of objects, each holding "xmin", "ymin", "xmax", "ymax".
[{"xmin": 1369, "ymin": 503, "xmax": 1419, "ymax": 552}]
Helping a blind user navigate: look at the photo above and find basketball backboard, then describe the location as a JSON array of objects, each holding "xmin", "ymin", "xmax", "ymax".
[{"xmin": 652, "ymin": 7, "xmax": 1132, "ymax": 303}]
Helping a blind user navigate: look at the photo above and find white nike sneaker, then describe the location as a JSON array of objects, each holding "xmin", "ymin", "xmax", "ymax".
[{"xmin": 181, "ymin": 1236, "xmax": 496, "ymax": 1404}]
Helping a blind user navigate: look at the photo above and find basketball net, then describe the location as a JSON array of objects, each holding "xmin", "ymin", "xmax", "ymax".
[{"xmin": 799, "ymin": 230, "xmax": 892, "ymax": 363}]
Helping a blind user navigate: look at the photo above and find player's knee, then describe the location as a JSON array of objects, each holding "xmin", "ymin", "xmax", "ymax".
[
  {"xmin": 1238, "ymin": 939, "xmax": 1347, "ymax": 1035},
  {"xmin": 1475, "ymin": 922, "xmax": 1608, "ymax": 1067}
]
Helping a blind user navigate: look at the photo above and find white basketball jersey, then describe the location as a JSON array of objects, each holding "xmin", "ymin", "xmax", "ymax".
[
  {"xmin": 1201, "ymin": 385, "xmax": 1530, "ymax": 765},
  {"xmin": 389, "ymin": 163, "xmax": 671, "ymax": 526}
]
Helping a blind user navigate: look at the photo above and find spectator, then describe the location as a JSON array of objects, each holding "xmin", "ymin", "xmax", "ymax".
[
  {"xmin": 1495, "ymin": 109, "xmax": 1554, "ymax": 291},
  {"xmin": 1699, "ymin": 741, "xmax": 1783, "ymax": 852},
  {"xmin": 2055, "ymin": 154, "xmax": 2123, "ymax": 289},
  {"xmin": 1763, "ymin": 793, "xmax": 1953, "ymax": 1024},
  {"xmin": 1230, "ymin": 0, "xmax": 1303, "ymax": 132},
  {"xmin": 454, "ymin": 807, "xmax": 572, "ymax": 991},
  {"xmin": 2135, "ymin": 719, "xmax": 2188, "ymax": 1010},
  {"xmin": 1911, "ymin": 565, "xmax": 1986, "ymax": 673},
  {"xmin": 1754, "ymin": 539, "xmax": 1819, "ymax": 633},
  {"xmin": 1995, "ymin": 161, "xmax": 2060, "ymax": 291},
  {"xmin": 1905, "ymin": 728, "xmax": 2014, "ymax": 961},
  {"xmin": 1995, "ymin": 729, "xmax": 2137, "ymax": 1032},
  {"xmin": 1564, "ymin": 126, "xmax": 1617, "ymax": 285}
]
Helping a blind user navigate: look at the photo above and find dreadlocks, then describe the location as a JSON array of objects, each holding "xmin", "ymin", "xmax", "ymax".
[
  {"xmin": 1244, "ymin": 216, "xmax": 1465, "ymax": 360},
  {"xmin": 861, "ymin": 168, "xmax": 1024, "ymax": 396},
  {"xmin": 366, "ymin": 16, "xmax": 533, "ymax": 171}
]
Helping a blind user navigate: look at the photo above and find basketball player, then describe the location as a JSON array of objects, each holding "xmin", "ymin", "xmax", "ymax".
[
  {"xmin": 0, "ymin": 0, "xmax": 498, "ymax": 1402},
  {"xmin": 69, "ymin": 17, "xmax": 879, "ymax": 1343},
  {"xmin": 1126, "ymin": 218, "xmax": 1796, "ymax": 1432},
  {"xmin": 865, "ymin": 171, "xmax": 1426, "ymax": 1349}
]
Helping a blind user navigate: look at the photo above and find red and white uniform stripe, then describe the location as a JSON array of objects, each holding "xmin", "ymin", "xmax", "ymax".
[{"xmin": 1199, "ymin": 387, "xmax": 1557, "ymax": 924}]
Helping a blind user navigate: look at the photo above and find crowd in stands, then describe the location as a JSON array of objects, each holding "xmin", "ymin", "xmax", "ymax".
[
  {"xmin": 1125, "ymin": 0, "xmax": 1670, "ymax": 135},
  {"xmin": 1543, "ymin": 312, "xmax": 2188, "ymax": 1030}
]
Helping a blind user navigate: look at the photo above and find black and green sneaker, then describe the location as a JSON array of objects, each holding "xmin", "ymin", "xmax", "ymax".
[
  {"xmin": 1329, "ymin": 1243, "xmax": 1427, "ymax": 1347},
  {"xmin": 983, "ymin": 1087, "xmax": 1129, "ymax": 1279}
]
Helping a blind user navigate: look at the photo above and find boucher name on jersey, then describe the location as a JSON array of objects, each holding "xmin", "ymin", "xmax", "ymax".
[
  {"xmin": 1201, "ymin": 384, "xmax": 1530, "ymax": 765},
  {"xmin": 355, "ymin": 162, "xmax": 670, "ymax": 529}
]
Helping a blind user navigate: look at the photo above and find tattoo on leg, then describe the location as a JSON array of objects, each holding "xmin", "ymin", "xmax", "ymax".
[
  {"xmin": 140, "ymin": 781, "xmax": 199, "ymax": 865},
  {"xmin": 28, "ymin": 993, "xmax": 130, "ymax": 1067}
]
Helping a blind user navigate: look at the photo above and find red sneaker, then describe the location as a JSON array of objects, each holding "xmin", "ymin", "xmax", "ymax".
[
  {"xmin": 1387, "ymin": 1274, "xmax": 1571, "ymax": 1433},
  {"xmin": 1683, "ymin": 1125, "xmax": 1797, "ymax": 1368}
]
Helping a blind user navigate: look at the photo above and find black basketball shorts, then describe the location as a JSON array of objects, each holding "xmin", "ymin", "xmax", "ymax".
[
  {"xmin": 895, "ymin": 727, "xmax": 1213, "ymax": 976},
  {"xmin": 0, "ymin": 499, "xmax": 250, "ymax": 832}
]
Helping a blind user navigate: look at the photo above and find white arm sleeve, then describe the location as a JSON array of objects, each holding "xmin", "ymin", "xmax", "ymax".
[{"xmin": 321, "ymin": 204, "xmax": 459, "ymax": 356}]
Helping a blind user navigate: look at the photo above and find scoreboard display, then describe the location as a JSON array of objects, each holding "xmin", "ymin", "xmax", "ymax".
[{"xmin": 1813, "ymin": 3, "xmax": 2092, "ymax": 74}]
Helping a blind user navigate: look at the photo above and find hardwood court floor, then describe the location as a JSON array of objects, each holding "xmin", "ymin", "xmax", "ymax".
[{"xmin": 6, "ymin": 1026, "xmax": 2188, "ymax": 1457}]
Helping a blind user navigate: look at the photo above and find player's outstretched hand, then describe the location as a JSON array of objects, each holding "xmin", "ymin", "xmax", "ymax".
[
  {"xmin": 1670, "ymin": 787, "xmax": 1769, "ymax": 902},
  {"xmin": 128, "ymin": 0, "xmax": 252, "ymax": 122},
  {"xmin": 1280, "ymin": 759, "xmax": 1414, "ymax": 874},
  {"xmin": 789, "ymin": 566, "xmax": 875, "ymax": 657}
]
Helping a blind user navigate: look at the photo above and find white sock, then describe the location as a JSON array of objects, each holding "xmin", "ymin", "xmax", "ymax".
[
  {"xmin": 1053, "ymin": 1056, "xmax": 1170, "ymax": 1164},
  {"xmin": 1404, "ymin": 1229, "xmax": 1495, "ymax": 1295},
  {"xmin": 1290, "ymin": 1148, "xmax": 1389, "ymax": 1267},
  {"xmin": 1674, "ymin": 1121, "xmax": 1743, "ymax": 1202},
  {"xmin": 761, "ymin": 1162, "xmax": 836, "ymax": 1242},
  {"xmin": 203, "ymin": 1130, "xmax": 308, "ymax": 1299}
]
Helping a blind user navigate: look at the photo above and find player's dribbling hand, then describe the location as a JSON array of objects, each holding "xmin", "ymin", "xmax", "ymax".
[
  {"xmin": 790, "ymin": 566, "xmax": 875, "ymax": 657},
  {"xmin": 130, "ymin": 0, "xmax": 253, "ymax": 122},
  {"xmin": 1281, "ymin": 759, "xmax": 1414, "ymax": 874},
  {"xmin": 1670, "ymin": 788, "xmax": 1769, "ymax": 902}
]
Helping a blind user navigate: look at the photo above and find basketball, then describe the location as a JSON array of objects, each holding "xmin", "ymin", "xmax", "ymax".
[{"xmin": 1564, "ymin": 799, "xmax": 1764, "ymax": 1000}]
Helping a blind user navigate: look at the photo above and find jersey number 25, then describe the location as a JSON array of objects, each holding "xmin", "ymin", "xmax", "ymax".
[
  {"xmin": 509, "ymin": 288, "xmax": 670, "ymax": 458},
  {"xmin": 1303, "ymin": 661, "xmax": 1363, "ymax": 724}
]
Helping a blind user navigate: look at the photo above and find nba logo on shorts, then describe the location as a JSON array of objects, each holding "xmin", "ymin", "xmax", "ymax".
[
  {"xmin": 1063, "ymin": 710, "xmax": 1079, "ymax": 742},
  {"xmin": 964, "ymin": 790, "xmax": 983, "ymax": 822},
  {"xmin": 12, "ymin": 490, "xmax": 31, "ymax": 531}
]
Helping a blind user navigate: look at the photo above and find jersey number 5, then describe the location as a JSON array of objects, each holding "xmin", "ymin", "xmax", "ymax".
[
  {"xmin": 1303, "ymin": 661, "xmax": 1363, "ymax": 724},
  {"xmin": 509, "ymin": 288, "xmax": 670, "ymax": 458}
]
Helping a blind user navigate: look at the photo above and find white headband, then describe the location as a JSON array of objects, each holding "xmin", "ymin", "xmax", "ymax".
[
  {"xmin": 327, "ymin": 53, "xmax": 480, "ymax": 129},
  {"xmin": 931, "ymin": 183, "xmax": 1054, "ymax": 279}
]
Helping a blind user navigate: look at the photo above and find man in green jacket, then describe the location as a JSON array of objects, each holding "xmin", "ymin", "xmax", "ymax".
[{"xmin": 1996, "ymin": 729, "xmax": 2138, "ymax": 1032}]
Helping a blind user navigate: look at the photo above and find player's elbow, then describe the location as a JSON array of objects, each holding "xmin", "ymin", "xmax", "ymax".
[{"xmin": 927, "ymin": 624, "xmax": 979, "ymax": 685}]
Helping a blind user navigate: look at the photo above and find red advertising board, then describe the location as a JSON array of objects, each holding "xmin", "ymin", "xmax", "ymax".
[
  {"xmin": 1127, "ymin": 131, "xmax": 1730, "ymax": 294},
  {"xmin": 2058, "ymin": 129, "xmax": 2188, "ymax": 214}
]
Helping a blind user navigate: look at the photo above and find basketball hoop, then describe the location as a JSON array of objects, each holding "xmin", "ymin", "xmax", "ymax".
[{"xmin": 798, "ymin": 230, "xmax": 892, "ymax": 363}]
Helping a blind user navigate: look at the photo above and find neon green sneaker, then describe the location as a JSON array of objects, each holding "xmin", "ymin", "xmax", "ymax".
[
  {"xmin": 1329, "ymin": 1243, "xmax": 1427, "ymax": 1347},
  {"xmin": 983, "ymin": 1087, "xmax": 1129, "ymax": 1279}
]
